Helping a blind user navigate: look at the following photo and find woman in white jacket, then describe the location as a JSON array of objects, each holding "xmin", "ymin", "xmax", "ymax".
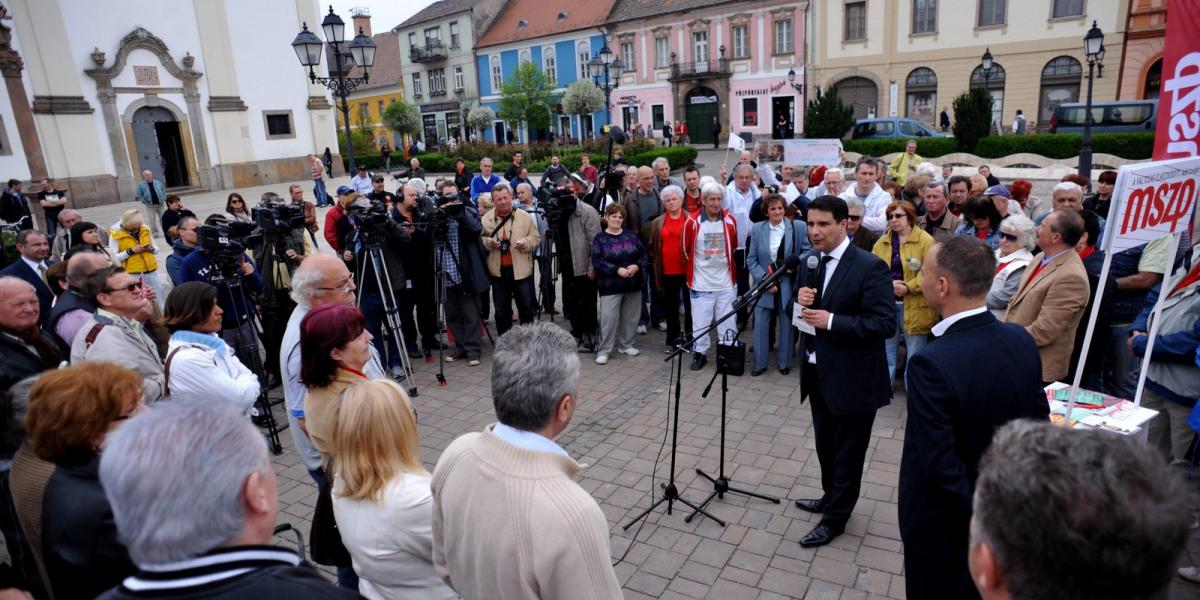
[
  {"xmin": 987, "ymin": 214, "xmax": 1037, "ymax": 318},
  {"xmin": 162, "ymin": 281, "xmax": 260, "ymax": 414},
  {"xmin": 329, "ymin": 378, "xmax": 456, "ymax": 600}
]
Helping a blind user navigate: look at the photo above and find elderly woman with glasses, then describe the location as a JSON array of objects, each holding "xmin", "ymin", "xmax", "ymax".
[
  {"xmin": 162, "ymin": 281, "xmax": 260, "ymax": 412},
  {"xmin": 987, "ymin": 213, "xmax": 1036, "ymax": 318},
  {"xmin": 872, "ymin": 200, "xmax": 937, "ymax": 386},
  {"xmin": 13, "ymin": 362, "xmax": 145, "ymax": 599},
  {"xmin": 329, "ymin": 379, "xmax": 456, "ymax": 600}
]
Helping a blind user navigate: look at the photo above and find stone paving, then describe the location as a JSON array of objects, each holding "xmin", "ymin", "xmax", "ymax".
[{"xmin": 62, "ymin": 148, "xmax": 1200, "ymax": 599}]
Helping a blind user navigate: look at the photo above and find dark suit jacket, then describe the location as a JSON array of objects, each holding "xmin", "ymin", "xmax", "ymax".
[
  {"xmin": 798, "ymin": 242, "xmax": 894, "ymax": 414},
  {"xmin": 897, "ymin": 311, "xmax": 1048, "ymax": 599},
  {"xmin": 0, "ymin": 259, "xmax": 53, "ymax": 325},
  {"xmin": 850, "ymin": 228, "xmax": 879, "ymax": 254}
]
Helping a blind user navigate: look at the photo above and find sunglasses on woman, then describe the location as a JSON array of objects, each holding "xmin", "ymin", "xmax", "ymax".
[{"xmin": 999, "ymin": 232, "xmax": 1020, "ymax": 242}]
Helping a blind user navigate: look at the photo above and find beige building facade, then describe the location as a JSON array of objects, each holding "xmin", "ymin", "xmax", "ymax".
[{"xmin": 810, "ymin": 0, "xmax": 1128, "ymax": 132}]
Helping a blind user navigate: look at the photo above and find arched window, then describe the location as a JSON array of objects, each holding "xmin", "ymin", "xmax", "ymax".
[
  {"xmin": 577, "ymin": 41, "xmax": 591, "ymax": 81},
  {"xmin": 905, "ymin": 67, "xmax": 937, "ymax": 125},
  {"xmin": 519, "ymin": 49, "xmax": 531, "ymax": 66},
  {"xmin": 970, "ymin": 63, "xmax": 1006, "ymax": 127},
  {"xmin": 490, "ymin": 55, "xmax": 502, "ymax": 93},
  {"xmin": 543, "ymin": 46, "xmax": 557, "ymax": 85},
  {"xmin": 1143, "ymin": 58, "xmax": 1162, "ymax": 99},
  {"xmin": 1038, "ymin": 56, "xmax": 1081, "ymax": 126}
]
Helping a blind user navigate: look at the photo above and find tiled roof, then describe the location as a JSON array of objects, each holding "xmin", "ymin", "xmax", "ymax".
[
  {"xmin": 396, "ymin": 0, "xmax": 474, "ymax": 30},
  {"xmin": 345, "ymin": 31, "xmax": 403, "ymax": 93},
  {"xmin": 475, "ymin": 0, "xmax": 618, "ymax": 49},
  {"xmin": 607, "ymin": 0, "xmax": 736, "ymax": 24}
]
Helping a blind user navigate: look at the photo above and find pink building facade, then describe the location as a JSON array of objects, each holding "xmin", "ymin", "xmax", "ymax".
[{"xmin": 605, "ymin": 0, "xmax": 807, "ymax": 146}]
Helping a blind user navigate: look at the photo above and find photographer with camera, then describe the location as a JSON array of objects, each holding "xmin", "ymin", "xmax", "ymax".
[
  {"xmin": 393, "ymin": 182, "xmax": 440, "ymax": 355},
  {"xmin": 481, "ymin": 183, "xmax": 540, "ymax": 336},
  {"xmin": 336, "ymin": 192, "xmax": 413, "ymax": 377},
  {"xmin": 548, "ymin": 178, "xmax": 601, "ymax": 351},
  {"xmin": 431, "ymin": 182, "xmax": 489, "ymax": 365},
  {"xmin": 179, "ymin": 215, "xmax": 264, "ymax": 370}
]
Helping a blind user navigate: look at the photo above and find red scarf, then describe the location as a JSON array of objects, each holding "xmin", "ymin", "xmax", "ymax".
[{"xmin": 1169, "ymin": 262, "xmax": 1200, "ymax": 297}]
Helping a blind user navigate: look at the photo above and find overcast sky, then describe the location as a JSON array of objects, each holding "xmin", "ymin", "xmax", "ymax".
[{"xmin": 327, "ymin": 0, "xmax": 437, "ymax": 33}]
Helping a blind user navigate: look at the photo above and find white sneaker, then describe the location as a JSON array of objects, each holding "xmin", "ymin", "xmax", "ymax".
[
  {"xmin": 618, "ymin": 347, "xmax": 640, "ymax": 357},
  {"xmin": 636, "ymin": 325, "xmax": 647, "ymax": 334},
  {"xmin": 468, "ymin": 358, "xmax": 481, "ymax": 366},
  {"xmin": 1179, "ymin": 566, "xmax": 1200, "ymax": 584},
  {"xmin": 595, "ymin": 354, "xmax": 609, "ymax": 365}
]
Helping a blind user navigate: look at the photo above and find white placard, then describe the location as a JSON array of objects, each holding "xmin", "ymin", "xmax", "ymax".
[
  {"xmin": 1103, "ymin": 156, "xmax": 1200, "ymax": 254},
  {"xmin": 763, "ymin": 139, "xmax": 841, "ymax": 166}
]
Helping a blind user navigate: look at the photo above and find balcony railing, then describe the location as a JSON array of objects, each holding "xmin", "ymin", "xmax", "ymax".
[
  {"xmin": 669, "ymin": 58, "xmax": 730, "ymax": 80},
  {"xmin": 410, "ymin": 41, "xmax": 447, "ymax": 63}
]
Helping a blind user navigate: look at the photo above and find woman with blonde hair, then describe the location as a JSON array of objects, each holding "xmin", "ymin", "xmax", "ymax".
[
  {"xmin": 109, "ymin": 208, "xmax": 164, "ymax": 306},
  {"xmin": 330, "ymin": 379, "xmax": 455, "ymax": 600}
]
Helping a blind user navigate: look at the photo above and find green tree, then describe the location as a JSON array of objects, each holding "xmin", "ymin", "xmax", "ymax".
[
  {"xmin": 562, "ymin": 81, "xmax": 605, "ymax": 147},
  {"xmin": 952, "ymin": 87, "xmax": 994, "ymax": 152},
  {"xmin": 498, "ymin": 62, "xmax": 554, "ymax": 155},
  {"xmin": 803, "ymin": 87, "xmax": 854, "ymax": 139},
  {"xmin": 382, "ymin": 100, "xmax": 421, "ymax": 151}
]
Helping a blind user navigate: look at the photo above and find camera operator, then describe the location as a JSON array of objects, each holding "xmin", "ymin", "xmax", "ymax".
[
  {"xmin": 481, "ymin": 183, "xmax": 540, "ymax": 336},
  {"xmin": 433, "ymin": 182, "xmax": 490, "ymax": 365},
  {"xmin": 251, "ymin": 192, "xmax": 316, "ymax": 383},
  {"xmin": 367, "ymin": 174, "xmax": 396, "ymax": 211},
  {"xmin": 392, "ymin": 181, "xmax": 439, "ymax": 354},
  {"xmin": 549, "ymin": 178, "xmax": 601, "ymax": 351},
  {"xmin": 287, "ymin": 184, "xmax": 319, "ymax": 248},
  {"xmin": 179, "ymin": 214, "xmax": 264, "ymax": 369},
  {"xmin": 336, "ymin": 193, "xmax": 413, "ymax": 377}
]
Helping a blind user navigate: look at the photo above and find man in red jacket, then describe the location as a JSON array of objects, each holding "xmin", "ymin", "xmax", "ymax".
[
  {"xmin": 322, "ymin": 185, "xmax": 353, "ymax": 252},
  {"xmin": 682, "ymin": 181, "xmax": 738, "ymax": 370}
]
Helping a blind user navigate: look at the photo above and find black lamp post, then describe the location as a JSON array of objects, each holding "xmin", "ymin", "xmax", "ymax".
[
  {"xmin": 588, "ymin": 41, "xmax": 624, "ymax": 130},
  {"xmin": 979, "ymin": 48, "xmax": 995, "ymax": 127},
  {"xmin": 1079, "ymin": 21, "xmax": 1106, "ymax": 181},
  {"xmin": 291, "ymin": 6, "xmax": 377, "ymax": 173}
]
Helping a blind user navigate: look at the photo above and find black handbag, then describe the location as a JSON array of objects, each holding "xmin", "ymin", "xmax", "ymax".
[
  {"xmin": 309, "ymin": 466, "xmax": 353, "ymax": 567},
  {"xmin": 715, "ymin": 330, "xmax": 746, "ymax": 376}
]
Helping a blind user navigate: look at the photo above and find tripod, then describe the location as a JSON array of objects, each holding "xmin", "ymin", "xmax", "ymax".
[
  {"xmin": 686, "ymin": 294, "xmax": 780, "ymax": 523},
  {"xmin": 354, "ymin": 232, "xmax": 419, "ymax": 397},
  {"xmin": 211, "ymin": 264, "xmax": 284, "ymax": 454},
  {"xmin": 623, "ymin": 333, "xmax": 723, "ymax": 530}
]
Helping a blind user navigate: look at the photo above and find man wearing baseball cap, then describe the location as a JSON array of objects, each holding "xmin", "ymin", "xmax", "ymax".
[
  {"xmin": 323, "ymin": 185, "xmax": 355, "ymax": 252},
  {"xmin": 985, "ymin": 184, "xmax": 1021, "ymax": 220}
]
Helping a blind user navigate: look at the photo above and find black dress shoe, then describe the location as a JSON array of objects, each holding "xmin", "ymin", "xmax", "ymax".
[
  {"xmin": 799, "ymin": 523, "xmax": 843, "ymax": 548},
  {"xmin": 690, "ymin": 353, "xmax": 707, "ymax": 371},
  {"xmin": 794, "ymin": 498, "xmax": 825, "ymax": 513},
  {"xmin": 779, "ymin": 367, "xmax": 790, "ymax": 376},
  {"xmin": 407, "ymin": 348, "xmax": 424, "ymax": 359},
  {"xmin": 751, "ymin": 367, "xmax": 766, "ymax": 377}
]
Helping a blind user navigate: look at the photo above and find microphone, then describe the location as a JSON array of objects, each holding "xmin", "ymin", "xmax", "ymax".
[
  {"xmin": 736, "ymin": 254, "xmax": 802, "ymax": 307},
  {"xmin": 804, "ymin": 255, "xmax": 820, "ymax": 290}
]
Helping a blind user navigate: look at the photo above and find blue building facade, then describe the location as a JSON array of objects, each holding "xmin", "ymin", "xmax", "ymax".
[{"xmin": 475, "ymin": 31, "xmax": 613, "ymax": 144}]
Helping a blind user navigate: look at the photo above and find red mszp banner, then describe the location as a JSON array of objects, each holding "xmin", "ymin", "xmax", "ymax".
[{"xmin": 1155, "ymin": 2, "xmax": 1200, "ymax": 160}]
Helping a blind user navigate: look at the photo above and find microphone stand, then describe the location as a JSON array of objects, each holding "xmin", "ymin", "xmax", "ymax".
[
  {"xmin": 686, "ymin": 291, "xmax": 781, "ymax": 523},
  {"xmin": 623, "ymin": 265, "xmax": 795, "ymax": 531}
]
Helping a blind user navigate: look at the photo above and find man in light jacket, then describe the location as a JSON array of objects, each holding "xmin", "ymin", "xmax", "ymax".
[
  {"xmin": 70, "ymin": 266, "xmax": 165, "ymax": 403},
  {"xmin": 481, "ymin": 183, "xmax": 541, "ymax": 336},
  {"xmin": 134, "ymin": 170, "xmax": 167, "ymax": 238}
]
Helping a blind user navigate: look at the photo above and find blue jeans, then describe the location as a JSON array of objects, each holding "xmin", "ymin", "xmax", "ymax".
[
  {"xmin": 313, "ymin": 178, "xmax": 330, "ymax": 206},
  {"xmin": 885, "ymin": 301, "xmax": 928, "ymax": 388},
  {"xmin": 752, "ymin": 303, "xmax": 794, "ymax": 370}
]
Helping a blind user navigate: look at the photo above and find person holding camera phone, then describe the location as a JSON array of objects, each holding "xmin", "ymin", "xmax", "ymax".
[{"xmin": 481, "ymin": 183, "xmax": 540, "ymax": 337}]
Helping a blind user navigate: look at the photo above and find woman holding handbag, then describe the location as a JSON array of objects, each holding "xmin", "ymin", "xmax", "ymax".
[{"xmin": 746, "ymin": 193, "xmax": 811, "ymax": 376}]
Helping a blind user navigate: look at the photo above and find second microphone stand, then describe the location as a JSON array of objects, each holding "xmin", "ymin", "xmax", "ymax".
[{"xmin": 686, "ymin": 292, "xmax": 781, "ymax": 523}]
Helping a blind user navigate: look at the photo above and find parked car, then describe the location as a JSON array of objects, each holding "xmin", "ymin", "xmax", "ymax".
[
  {"xmin": 1050, "ymin": 99, "xmax": 1157, "ymax": 134},
  {"xmin": 849, "ymin": 117, "xmax": 952, "ymax": 140}
]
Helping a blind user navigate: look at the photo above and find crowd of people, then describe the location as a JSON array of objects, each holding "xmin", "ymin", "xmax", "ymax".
[{"xmin": 0, "ymin": 137, "xmax": 1196, "ymax": 599}]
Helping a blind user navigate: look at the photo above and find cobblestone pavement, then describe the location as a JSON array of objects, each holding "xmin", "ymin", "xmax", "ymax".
[{"xmin": 66, "ymin": 150, "xmax": 1199, "ymax": 599}]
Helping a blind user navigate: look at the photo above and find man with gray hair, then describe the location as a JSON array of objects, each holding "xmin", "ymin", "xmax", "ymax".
[
  {"xmin": 431, "ymin": 323, "xmax": 622, "ymax": 599},
  {"xmin": 915, "ymin": 180, "xmax": 960, "ymax": 242},
  {"xmin": 724, "ymin": 163, "xmax": 761, "ymax": 325},
  {"xmin": 652, "ymin": 157, "xmax": 682, "ymax": 193},
  {"xmin": 46, "ymin": 251, "xmax": 109, "ymax": 349},
  {"xmin": 97, "ymin": 401, "xmax": 358, "ymax": 598},
  {"xmin": 470, "ymin": 157, "xmax": 502, "ymax": 203},
  {"xmin": 968, "ymin": 420, "xmax": 1192, "ymax": 600},
  {"xmin": 51, "ymin": 209, "xmax": 93, "ymax": 260}
]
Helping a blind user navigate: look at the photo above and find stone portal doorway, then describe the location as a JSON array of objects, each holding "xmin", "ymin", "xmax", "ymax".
[{"xmin": 131, "ymin": 106, "xmax": 188, "ymax": 187}]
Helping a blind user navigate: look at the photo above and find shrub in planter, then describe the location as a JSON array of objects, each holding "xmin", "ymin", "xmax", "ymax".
[
  {"xmin": 843, "ymin": 137, "xmax": 958, "ymax": 159},
  {"xmin": 974, "ymin": 132, "xmax": 1153, "ymax": 160}
]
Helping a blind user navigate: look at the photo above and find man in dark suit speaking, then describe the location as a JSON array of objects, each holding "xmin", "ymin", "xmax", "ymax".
[
  {"xmin": 898, "ymin": 236, "xmax": 1048, "ymax": 599},
  {"xmin": 793, "ymin": 195, "xmax": 894, "ymax": 548}
]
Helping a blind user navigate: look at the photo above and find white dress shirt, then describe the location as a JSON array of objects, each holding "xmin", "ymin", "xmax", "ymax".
[
  {"xmin": 492, "ymin": 422, "xmax": 569, "ymax": 457},
  {"xmin": 930, "ymin": 305, "xmax": 989, "ymax": 337}
]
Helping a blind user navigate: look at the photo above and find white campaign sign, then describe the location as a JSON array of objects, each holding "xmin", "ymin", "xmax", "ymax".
[
  {"xmin": 767, "ymin": 139, "xmax": 841, "ymax": 166},
  {"xmin": 1104, "ymin": 156, "xmax": 1200, "ymax": 254}
]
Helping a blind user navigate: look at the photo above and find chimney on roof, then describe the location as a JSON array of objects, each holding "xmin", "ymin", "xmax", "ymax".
[{"xmin": 350, "ymin": 6, "xmax": 371, "ymax": 38}]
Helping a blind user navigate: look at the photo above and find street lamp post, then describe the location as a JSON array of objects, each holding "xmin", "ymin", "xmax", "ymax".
[
  {"xmin": 1079, "ymin": 21, "xmax": 1106, "ymax": 181},
  {"xmin": 291, "ymin": 6, "xmax": 377, "ymax": 173},
  {"xmin": 587, "ymin": 40, "xmax": 624, "ymax": 165},
  {"xmin": 979, "ymin": 48, "xmax": 995, "ymax": 129}
]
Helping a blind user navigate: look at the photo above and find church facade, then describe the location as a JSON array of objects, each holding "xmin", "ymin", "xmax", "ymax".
[{"xmin": 0, "ymin": 0, "xmax": 342, "ymax": 208}]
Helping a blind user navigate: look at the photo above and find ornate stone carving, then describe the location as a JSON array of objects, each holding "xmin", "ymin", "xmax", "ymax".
[
  {"xmin": 688, "ymin": 18, "xmax": 711, "ymax": 31},
  {"xmin": 307, "ymin": 95, "xmax": 333, "ymax": 110},
  {"xmin": 182, "ymin": 52, "xmax": 195, "ymax": 69},
  {"xmin": 0, "ymin": 50, "xmax": 22, "ymax": 77},
  {"xmin": 729, "ymin": 13, "xmax": 752, "ymax": 27},
  {"xmin": 652, "ymin": 26, "xmax": 672, "ymax": 36},
  {"xmin": 208, "ymin": 96, "xmax": 248, "ymax": 112},
  {"xmin": 31, "ymin": 96, "xmax": 95, "ymax": 114},
  {"xmin": 770, "ymin": 6, "xmax": 797, "ymax": 19},
  {"xmin": 119, "ymin": 27, "xmax": 170, "ymax": 54},
  {"xmin": 90, "ymin": 48, "xmax": 106, "ymax": 67}
]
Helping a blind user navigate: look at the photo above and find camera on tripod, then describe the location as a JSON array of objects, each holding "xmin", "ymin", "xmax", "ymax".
[
  {"xmin": 252, "ymin": 203, "xmax": 306, "ymax": 235},
  {"xmin": 411, "ymin": 191, "xmax": 462, "ymax": 235},
  {"xmin": 197, "ymin": 220, "xmax": 258, "ymax": 278},
  {"xmin": 542, "ymin": 186, "xmax": 577, "ymax": 227}
]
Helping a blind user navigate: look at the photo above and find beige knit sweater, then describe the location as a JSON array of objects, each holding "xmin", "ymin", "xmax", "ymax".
[{"xmin": 431, "ymin": 426, "xmax": 622, "ymax": 600}]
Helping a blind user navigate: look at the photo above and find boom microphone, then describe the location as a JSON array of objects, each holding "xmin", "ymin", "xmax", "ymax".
[{"xmin": 607, "ymin": 125, "xmax": 627, "ymax": 145}]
